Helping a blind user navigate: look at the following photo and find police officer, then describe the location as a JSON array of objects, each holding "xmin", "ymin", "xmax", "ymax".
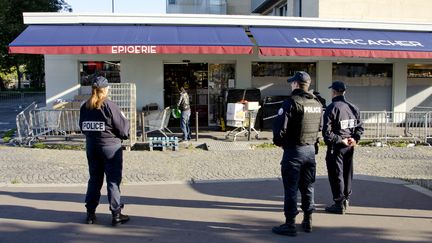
[
  {"xmin": 322, "ymin": 81, "xmax": 364, "ymax": 214},
  {"xmin": 79, "ymin": 76, "xmax": 130, "ymax": 226},
  {"xmin": 177, "ymin": 87, "xmax": 191, "ymax": 141},
  {"xmin": 272, "ymin": 71, "xmax": 322, "ymax": 236}
]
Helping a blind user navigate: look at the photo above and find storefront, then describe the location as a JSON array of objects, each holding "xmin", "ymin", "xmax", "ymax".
[{"xmin": 8, "ymin": 13, "xmax": 432, "ymax": 127}]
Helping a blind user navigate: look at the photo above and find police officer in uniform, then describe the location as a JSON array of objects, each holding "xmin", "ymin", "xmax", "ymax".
[
  {"xmin": 272, "ymin": 71, "xmax": 323, "ymax": 236},
  {"xmin": 79, "ymin": 76, "xmax": 130, "ymax": 226},
  {"xmin": 323, "ymin": 81, "xmax": 364, "ymax": 214}
]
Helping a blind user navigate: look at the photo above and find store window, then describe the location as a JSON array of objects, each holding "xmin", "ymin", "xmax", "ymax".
[
  {"xmin": 251, "ymin": 62, "xmax": 316, "ymax": 97},
  {"xmin": 332, "ymin": 63, "xmax": 392, "ymax": 111},
  {"xmin": 407, "ymin": 64, "xmax": 432, "ymax": 111},
  {"xmin": 79, "ymin": 61, "xmax": 121, "ymax": 86}
]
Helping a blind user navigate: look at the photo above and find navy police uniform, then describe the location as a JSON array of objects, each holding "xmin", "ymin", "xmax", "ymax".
[
  {"xmin": 273, "ymin": 89, "xmax": 322, "ymax": 220},
  {"xmin": 322, "ymin": 81, "xmax": 364, "ymax": 209},
  {"xmin": 79, "ymin": 87, "xmax": 130, "ymax": 216}
]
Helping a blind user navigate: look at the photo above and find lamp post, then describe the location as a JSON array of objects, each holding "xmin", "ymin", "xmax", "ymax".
[{"xmin": 112, "ymin": 0, "xmax": 114, "ymax": 13}]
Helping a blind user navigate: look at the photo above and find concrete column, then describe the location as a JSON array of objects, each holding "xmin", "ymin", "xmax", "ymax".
[
  {"xmin": 392, "ymin": 62, "xmax": 407, "ymax": 112},
  {"xmin": 316, "ymin": 60, "xmax": 333, "ymax": 105},
  {"xmin": 236, "ymin": 58, "xmax": 252, "ymax": 89},
  {"xmin": 44, "ymin": 55, "xmax": 80, "ymax": 107}
]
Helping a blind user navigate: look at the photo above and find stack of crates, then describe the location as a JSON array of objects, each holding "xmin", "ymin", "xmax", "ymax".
[
  {"xmin": 149, "ymin": 137, "xmax": 179, "ymax": 151},
  {"xmin": 109, "ymin": 83, "xmax": 137, "ymax": 149}
]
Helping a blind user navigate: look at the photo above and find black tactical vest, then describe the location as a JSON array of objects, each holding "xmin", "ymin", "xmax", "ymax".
[{"xmin": 286, "ymin": 95, "xmax": 322, "ymax": 145}]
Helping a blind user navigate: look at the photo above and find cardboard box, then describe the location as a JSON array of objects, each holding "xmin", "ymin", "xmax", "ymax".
[
  {"xmin": 246, "ymin": 102, "xmax": 260, "ymax": 111},
  {"xmin": 226, "ymin": 103, "xmax": 245, "ymax": 121}
]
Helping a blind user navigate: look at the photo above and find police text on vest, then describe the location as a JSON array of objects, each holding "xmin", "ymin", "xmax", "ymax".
[{"xmin": 82, "ymin": 121, "xmax": 106, "ymax": 131}]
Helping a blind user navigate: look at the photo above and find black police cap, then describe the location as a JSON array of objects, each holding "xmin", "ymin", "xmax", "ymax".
[
  {"xmin": 287, "ymin": 71, "xmax": 311, "ymax": 85},
  {"xmin": 328, "ymin": 81, "xmax": 346, "ymax": 92}
]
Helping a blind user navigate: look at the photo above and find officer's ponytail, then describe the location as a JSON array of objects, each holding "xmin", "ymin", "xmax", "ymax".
[{"xmin": 86, "ymin": 87, "xmax": 107, "ymax": 110}]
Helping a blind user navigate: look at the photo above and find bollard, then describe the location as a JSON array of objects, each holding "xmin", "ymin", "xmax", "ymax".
[
  {"xmin": 195, "ymin": 111, "xmax": 199, "ymax": 141},
  {"xmin": 141, "ymin": 112, "xmax": 146, "ymax": 142},
  {"xmin": 248, "ymin": 111, "xmax": 252, "ymax": 141}
]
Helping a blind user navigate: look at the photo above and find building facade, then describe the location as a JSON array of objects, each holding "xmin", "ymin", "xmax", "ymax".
[
  {"xmin": 9, "ymin": 13, "xmax": 432, "ymax": 128},
  {"xmin": 167, "ymin": 0, "xmax": 251, "ymax": 15},
  {"xmin": 251, "ymin": 0, "xmax": 432, "ymax": 112}
]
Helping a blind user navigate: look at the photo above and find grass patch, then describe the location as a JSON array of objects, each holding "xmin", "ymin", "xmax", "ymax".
[
  {"xmin": 254, "ymin": 142, "xmax": 278, "ymax": 149},
  {"xmin": 10, "ymin": 178, "xmax": 20, "ymax": 184},
  {"xmin": 1, "ymin": 129, "xmax": 16, "ymax": 143},
  {"xmin": 31, "ymin": 143, "xmax": 84, "ymax": 150}
]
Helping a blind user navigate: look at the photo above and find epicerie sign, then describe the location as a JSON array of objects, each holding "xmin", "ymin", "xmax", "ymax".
[
  {"xmin": 293, "ymin": 38, "xmax": 424, "ymax": 47},
  {"xmin": 111, "ymin": 45, "xmax": 157, "ymax": 54}
]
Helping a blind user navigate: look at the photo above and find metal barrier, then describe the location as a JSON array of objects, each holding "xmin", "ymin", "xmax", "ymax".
[
  {"xmin": 13, "ymin": 83, "xmax": 137, "ymax": 147},
  {"xmin": 15, "ymin": 102, "xmax": 37, "ymax": 144},
  {"xmin": 109, "ymin": 83, "xmax": 137, "ymax": 148},
  {"xmin": 361, "ymin": 111, "xmax": 432, "ymax": 143}
]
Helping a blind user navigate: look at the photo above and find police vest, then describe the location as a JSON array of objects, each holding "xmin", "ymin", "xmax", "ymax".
[{"xmin": 286, "ymin": 95, "xmax": 322, "ymax": 145}]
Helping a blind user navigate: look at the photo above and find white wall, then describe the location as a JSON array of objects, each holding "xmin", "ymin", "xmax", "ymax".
[
  {"xmin": 316, "ymin": 60, "xmax": 332, "ymax": 104},
  {"xmin": 44, "ymin": 55, "xmax": 80, "ymax": 107},
  {"xmin": 319, "ymin": 0, "xmax": 432, "ymax": 22}
]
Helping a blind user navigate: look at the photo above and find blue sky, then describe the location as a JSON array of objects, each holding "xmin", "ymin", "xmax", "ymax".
[{"xmin": 65, "ymin": 0, "xmax": 166, "ymax": 13}]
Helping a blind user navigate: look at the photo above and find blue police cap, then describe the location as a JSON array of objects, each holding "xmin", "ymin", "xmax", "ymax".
[
  {"xmin": 328, "ymin": 81, "xmax": 346, "ymax": 92},
  {"xmin": 92, "ymin": 76, "xmax": 109, "ymax": 88},
  {"xmin": 287, "ymin": 71, "xmax": 311, "ymax": 85}
]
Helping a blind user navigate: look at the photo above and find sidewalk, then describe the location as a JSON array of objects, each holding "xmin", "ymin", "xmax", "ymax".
[{"xmin": 1, "ymin": 176, "xmax": 431, "ymax": 243}]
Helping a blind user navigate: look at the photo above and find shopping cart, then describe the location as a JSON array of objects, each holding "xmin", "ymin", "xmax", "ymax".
[{"xmin": 225, "ymin": 109, "xmax": 260, "ymax": 141}]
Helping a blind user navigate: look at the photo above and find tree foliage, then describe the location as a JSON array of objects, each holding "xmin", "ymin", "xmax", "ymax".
[{"xmin": 0, "ymin": 0, "xmax": 71, "ymax": 90}]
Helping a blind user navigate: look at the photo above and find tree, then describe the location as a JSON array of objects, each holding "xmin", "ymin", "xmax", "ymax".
[{"xmin": 0, "ymin": 0, "xmax": 71, "ymax": 90}]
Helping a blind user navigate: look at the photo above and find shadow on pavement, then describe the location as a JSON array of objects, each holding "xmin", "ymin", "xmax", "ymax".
[{"xmin": 0, "ymin": 178, "xmax": 431, "ymax": 242}]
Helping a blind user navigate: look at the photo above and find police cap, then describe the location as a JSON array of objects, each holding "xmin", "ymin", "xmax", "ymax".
[
  {"xmin": 287, "ymin": 71, "xmax": 311, "ymax": 85},
  {"xmin": 92, "ymin": 76, "xmax": 109, "ymax": 88},
  {"xmin": 328, "ymin": 81, "xmax": 346, "ymax": 92}
]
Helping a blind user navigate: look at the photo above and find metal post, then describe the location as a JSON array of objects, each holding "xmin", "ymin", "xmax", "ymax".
[
  {"xmin": 112, "ymin": 0, "xmax": 115, "ymax": 13},
  {"xmin": 384, "ymin": 111, "xmax": 388, "ymax": 145},
  {"xmin": 195, "ymin": 112, "xmax": 199, "ymax": 141},
  {"xmin": 141, "ymin": 111, "xmax": 146, "ymax": 142},
  {"xmin": 247, "ymin": 111, "xmax": 252, "ymax": 141},
  {"xmin": 425, "ymin": 113, "xmax": 428, "ymax": 144}
]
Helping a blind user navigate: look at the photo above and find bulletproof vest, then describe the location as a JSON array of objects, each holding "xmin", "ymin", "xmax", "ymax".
[{"xmin": 286, "ymin": 95, "xmax": 322, "ymax": 145}]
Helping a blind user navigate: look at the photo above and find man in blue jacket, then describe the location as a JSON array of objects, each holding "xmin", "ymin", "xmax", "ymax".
[{"xmin": 322, "ymin": 81, "xmax": 364, "ymax": 214}]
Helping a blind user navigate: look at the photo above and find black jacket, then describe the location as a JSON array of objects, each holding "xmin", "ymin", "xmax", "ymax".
[
  {"xmin": 79, "ymin": 99, "xmax": 130, "ymax": 146},
  {"xmin": 322, "ymin": 95, "xmax": 364, "ymax": 145}
]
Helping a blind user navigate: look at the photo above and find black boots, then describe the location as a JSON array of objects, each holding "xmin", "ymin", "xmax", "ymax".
[
  {"xmin": 302, "ymin": 213, "xmax": 312, "ymax": 232},
  {"xmin": 325, "ymin": 203, "xmax": 345, "ymax": 214},
  {"xmin": 112, "ymin": 213, "xmax": 130, "ymax": 226},
  {"xmin": 272, "ymin": 218, "xmax": 297, "ymax": 236},
  {"xmin": 86, "ymin": 212, "xmax": 96, "ymax": 224}
]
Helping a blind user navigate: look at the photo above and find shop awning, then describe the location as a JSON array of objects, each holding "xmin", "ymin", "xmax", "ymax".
[
  {"xmin": 9, "ymin": 25, "xmax": 253, "ymax": 55},
  {"xmin": 250, "ymin": 27, "xmax": 432, "ymax": 58}
]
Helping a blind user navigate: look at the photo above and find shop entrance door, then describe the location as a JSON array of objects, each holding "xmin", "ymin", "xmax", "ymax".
[{"xmin": 164, "ymin": 63, "xmax": 235, "ymax": 127}]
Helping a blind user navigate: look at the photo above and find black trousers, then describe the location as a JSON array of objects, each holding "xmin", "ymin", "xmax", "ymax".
[
  {"xmin": 85, "ymin": 143, "xmax": 123, "ymax": 214},
  {"xmin": 281, "ymin": 145, "xmax": 316, "ymax": 219},
  {"xmin": 325, "ymin": 145, "xmax": 354, "ymax": 204}
]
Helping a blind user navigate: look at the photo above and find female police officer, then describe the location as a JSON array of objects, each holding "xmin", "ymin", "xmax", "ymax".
[{"xmin": 79, "ymin": 76, "xmax": 130, "ymax": 226}]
